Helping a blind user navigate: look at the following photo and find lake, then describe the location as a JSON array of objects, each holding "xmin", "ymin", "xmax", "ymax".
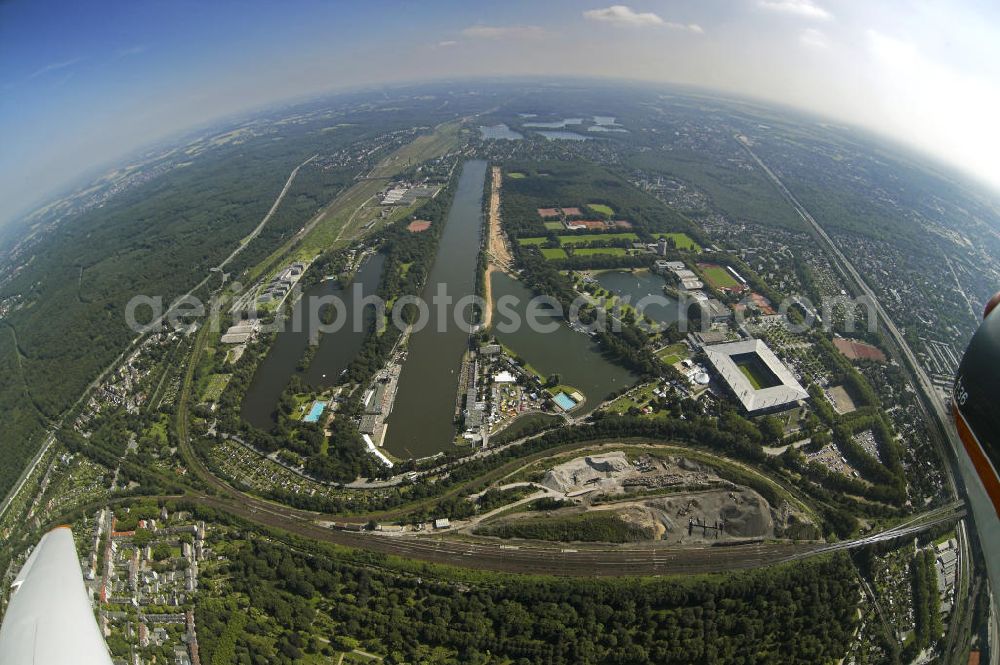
[
  {"xmin": 240, "ymin": 253, "xmax": 385, "ymax": 429},
  {"xmin": 523, "ymin": 118, "xmax": 584, "ymax": 128},
  {"xmin": 537, "ymin": 131, "xmax": 590, "ymax": 141},
  {"xmin": 490, "ymin": 272, "xmax": 638, "ymax": 414},
  {"xmin": 383, "ymin": 160, "xmax": 488, "ymax": 459},
  {"xmin": 479, "ymin": 124, "xmax": 523, "ymax": 140},
  {"xmin": 594, "ymin": 269, "xmax": 682, "ymax": 326}
]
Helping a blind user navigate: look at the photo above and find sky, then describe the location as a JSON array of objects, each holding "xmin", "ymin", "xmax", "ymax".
[{"xmin": 3, "ymin": 0, "xmax": 1000, "ymax": 226}]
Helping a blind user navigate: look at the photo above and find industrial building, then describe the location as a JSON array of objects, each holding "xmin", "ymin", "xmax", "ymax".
[{"xmin": 698, "ymin": 298, "xmax": 731, "ymax": 324}]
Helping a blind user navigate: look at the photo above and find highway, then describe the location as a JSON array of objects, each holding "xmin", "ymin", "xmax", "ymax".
[
  {"xmin": 736, "ymin": 135, "xmax": 960, "ymax": 497},
  {"xmin": 737, "ymin": 135, "xmax": 983, "ymax": 663}
]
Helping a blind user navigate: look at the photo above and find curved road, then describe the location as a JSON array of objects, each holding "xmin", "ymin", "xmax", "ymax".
[{"xmin": 176, "ymin": 314, "xmax": 965, "ymax": 576}]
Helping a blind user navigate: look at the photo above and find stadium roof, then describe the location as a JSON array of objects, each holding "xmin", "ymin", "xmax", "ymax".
[{"xmin": 704, "ymin": 338, "xmax": 808, "ymax": 413}]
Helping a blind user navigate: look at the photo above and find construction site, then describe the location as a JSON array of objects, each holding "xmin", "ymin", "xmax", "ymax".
[{"xmin": 472, "ymin": 451, "xmax": 814, "ymax": 545}]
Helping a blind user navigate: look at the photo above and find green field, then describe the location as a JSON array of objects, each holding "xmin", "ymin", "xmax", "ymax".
[
  {"xmin": 573, "ymin": 247, "xmax": 627, "ymax": 256},
  {"xmin": 540, "ymin": 247, "xmax": 569, "ymax": 260},
  {"xmin": 495, "ymin": 412, "xmax": 563, "ymax": 441},
  {"xmin": 543, "ymin": 221, "xmax": 565, "ymax": 230},
  {"xmin": 734, "ymin": 353, "xmax": 782, "ymax": 390},
  {"xmin": 559, "ymin": 232, "xmax": 638, "ymax": 246},
  {"xmin": 698, "ymin": 263, "xmax": 739, "ymax": 289},
  {"xmin": 586, "ymin": 203, "xmax": 614, "ymax": 216},
  {"xmin": 507, "ymin": 172, "xmax": 527, "ymax": 179},
  {"xmin": 518, "ymin": 237, "xmax": 549, "ymax": 246},
  {"xmin": 605, "ymin": 382, "xmax": 662, "ymax": 415},
  {"xmin": 653, "ymin": 232, "xmax": 701, "ymax": 252},
  {"xmin": 738, "ymin": 365, "xmax": 764, "ymax": 389},
  {"xmin": 250, "ymin": 121, "xmax": 463, "ymax": 279},
  {"xmin": 201, "ymin": 373, "xmax": 232, "ymax": 402},
  {"xmin": 656, "ymin": 342, "xmax": 689, "ymax": 365}
]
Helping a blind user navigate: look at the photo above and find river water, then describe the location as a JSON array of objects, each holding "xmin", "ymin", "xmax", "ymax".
[
  {"xmin": 490, "ymin": 272, "xmax": 638, "ymax": 414},
  {"xmin": 240, "ymin": 253, "xmax": 386, "ymax": 429},
  {"xmin": 383, "ymin": 160, "xmax": 488, "ymax": 459}
]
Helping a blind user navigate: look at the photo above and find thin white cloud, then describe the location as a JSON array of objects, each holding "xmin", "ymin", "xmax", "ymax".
[
  {"xmin": 584, "ymin": 5, "xmax": 663, "ymax": 27},
  {"xmin": 435, "ymin": 40, "xmax": 458, "ymax": 48},
  {"xmin": 27, "ymin": 58, "xmax": 81, "ymax": 80},
  {"xmin": 666, "ymin": 22, "xmax": 705, "ymax": 34},
  {"xmin": 799, "ymin": 28, "xmax": 829, "ymax": 48},
  {"xmin": 757, "ymin": 0, "xmax": 831, "ymax": 21},
  {"xmin": 584, "ymin": 5, "xmax": 703, "ymax": 32},
  {"xmin": 461, "ymin": 25, "xmax": 545, "ymax": 40}
]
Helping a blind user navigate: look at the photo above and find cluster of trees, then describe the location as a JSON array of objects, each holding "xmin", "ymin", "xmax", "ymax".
[
  {"xmin": 500, "ymin": 159, "xmax": 700, "ymax": 241},
  {"xmin": 406, "ymin": 485, "xmax": 538, "ymax": 523},
  {"xmin": 197, "ymin": 535, "xmax": 859, "ymax": 664},
  {"xmin": 594, "ymin": 328, "xmax": 665, "ymax": 378},
  {"xmin": 0, "ymin": 88, "xmax": 480, "ymax": 500},
  {"xmin": 905, "ymin": 548, "xmax": 944, "ymax": 661},
  {"xmin": 202, "ymin": 168, "xmax": 460, "ymax": 485},
  {"xmin": 557, "ymin": 252, "xmax": 647, "ymax": 271},
  {"xmin": 514, "ymin": 249, "xmax": 667, "ymax": 380},
  {"xmin": 56, "ymin": 410, "xmax": 185, "ymax": 497},
  {"xmin": 814, "ymin": 335, "xmax": 880, "ymax": 408},
  {"xmin": 476, "ymin": 511, "xmax": 653, "ymax": 543},
  {"xmin": 832, "ymin": 412, "xmax": 905, "ymax": 495},
  {"xmin": 627, "ymin": 148, "xmax": 806, "ymax": 231}
]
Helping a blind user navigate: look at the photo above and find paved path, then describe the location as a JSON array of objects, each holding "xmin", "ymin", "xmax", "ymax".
[{"xmin": 215, "ymin": 154, "xmax": 317, "ymax": 273}]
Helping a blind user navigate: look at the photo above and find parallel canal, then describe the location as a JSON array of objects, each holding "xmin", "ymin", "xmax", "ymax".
[
  {"xmin": 383, "ymin": 160, "xmax": 488, "ymax": 458},
  {"xmin": 240, "ymin": 254, "xmax": 385, "ymax": 429},
  {"xmin": 490, "ymin": 272, "xmax": 638, "ymax": 415}
]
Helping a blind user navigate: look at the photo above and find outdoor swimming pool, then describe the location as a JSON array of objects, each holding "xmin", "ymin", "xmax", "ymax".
[
  {"xmin": 553, "ymin": 392, "xmax": 577, "ymax": 411},
  {"xmin": 303, "ymin": 401, "xmax": 326, "ymax": 423}
]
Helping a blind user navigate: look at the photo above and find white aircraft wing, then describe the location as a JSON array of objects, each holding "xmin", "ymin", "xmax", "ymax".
[{"xmin": 0, "ymin": 526, "xmax": 113, "ymax": 665}]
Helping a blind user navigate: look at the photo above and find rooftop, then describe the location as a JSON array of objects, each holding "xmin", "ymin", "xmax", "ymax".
[{"xmin": 704, "ymin": 338, "xmax": 808, "ymax": 412}]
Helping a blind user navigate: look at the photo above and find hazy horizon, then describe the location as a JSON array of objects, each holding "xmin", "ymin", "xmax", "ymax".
[{"xmin": 3, "ymin": 0, "xmax": 1000, "ymax": 228}]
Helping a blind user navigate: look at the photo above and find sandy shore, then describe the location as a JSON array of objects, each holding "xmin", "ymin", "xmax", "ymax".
[{"xmin": 483, "ymin": 165, "xmax": 512, "ymax": 329}]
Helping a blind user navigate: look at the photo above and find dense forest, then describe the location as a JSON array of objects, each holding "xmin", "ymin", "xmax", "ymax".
[
  {"xmin": 0, "ymin": 93, "xmax": 477, "ymax": 499},
  {"xmin": 197, "ymin": 532, "xmax": 858, "ymax": 665},
  {"xmin": 500, "ymin": 160, "xmax": 701, "ymax": 241},
  {"xmin": 904, "ymin": 548, "xmax": 943, "ymax": 661}
]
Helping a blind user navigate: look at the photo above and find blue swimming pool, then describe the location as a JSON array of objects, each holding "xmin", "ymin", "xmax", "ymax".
[
  {"xmin": 553, "ymin": 392, "xmax": 577, "ymax": 411},
  {"xmin": 303, "ymin": 401, "xmax": 327, "ymax": 423}
]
